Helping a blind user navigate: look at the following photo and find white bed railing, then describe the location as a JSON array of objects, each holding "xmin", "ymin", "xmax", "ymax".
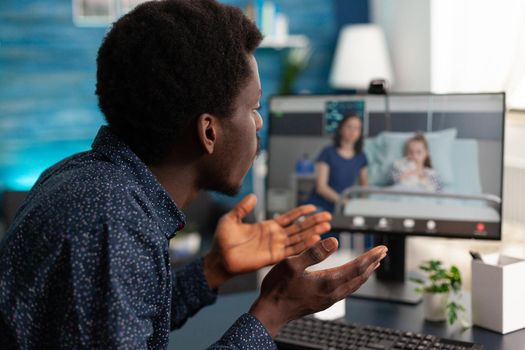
[{"xmin": 336, "ymin": 186, "xmax": 502, "ymax": 214}]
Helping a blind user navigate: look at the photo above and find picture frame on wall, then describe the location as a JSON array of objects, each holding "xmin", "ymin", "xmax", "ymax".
[
  {"xmin": 72, "ymin": 0, "xmax": 152, "ymax": 27},
  {"xmin": 119, "ymin": 0, "xmax": 146, "ymax": 14},
  {"xmin": 73, "ymin": 0, "xmax": 117, "ymax": 26}
]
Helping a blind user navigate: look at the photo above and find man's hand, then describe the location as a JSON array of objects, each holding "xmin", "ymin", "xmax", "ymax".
[
  {"xmin": 249, "ymin": 239, "xmax": 388, "ymax": 337},
  {"xmin": 203, "ymin": 194, "xmax": 331, "ymax": 290}
]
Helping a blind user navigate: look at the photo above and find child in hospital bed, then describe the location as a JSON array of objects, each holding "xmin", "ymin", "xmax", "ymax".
[{"xmin": 389, "ymin": 133, "xmax": 443, "ymax": 192}]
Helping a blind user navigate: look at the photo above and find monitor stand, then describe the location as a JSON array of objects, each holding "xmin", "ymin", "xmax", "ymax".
[{"xmin": 349, "ymin": 235, "xmax": 422, "ymax": 305}]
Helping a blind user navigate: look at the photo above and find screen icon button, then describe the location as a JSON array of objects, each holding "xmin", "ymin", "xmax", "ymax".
[
  {"xmin": 377, "ymin": 217, "xmax": 389, "ymax": 229},
  {"xmin": 403, "ymin": 219, "xmax": 415, "ymax": 229},
  {"xmin": 353, "ymin": 216, "xmax": 365, "ymax": 227},
  {"xmin": 476, "ymin": 223, "xmax": 486, "ymax": 233}
]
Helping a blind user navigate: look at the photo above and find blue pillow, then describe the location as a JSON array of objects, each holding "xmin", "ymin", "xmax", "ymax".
[
  {"xmin": 363, "ymin": 137, "xmax": 384, "ymax": 186},
  {"xmin": 371, "ymin": 129, "xmax": 457, "ymax": 186}
]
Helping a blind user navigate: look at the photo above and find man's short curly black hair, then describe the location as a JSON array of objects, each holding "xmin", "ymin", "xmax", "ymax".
[{"xmin": 96, "ymin": 0, "xmax": 263, "ymax": 164}]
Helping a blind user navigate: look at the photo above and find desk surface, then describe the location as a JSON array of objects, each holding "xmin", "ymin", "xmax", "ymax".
[{"xmin": 169, "ymin": 291, "xmax": 525, "ymax": 349}]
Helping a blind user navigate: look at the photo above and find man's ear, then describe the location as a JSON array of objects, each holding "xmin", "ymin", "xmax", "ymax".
[{"xmin": 196, "ymin": 113, "xmax": 218, "ymax": 155}]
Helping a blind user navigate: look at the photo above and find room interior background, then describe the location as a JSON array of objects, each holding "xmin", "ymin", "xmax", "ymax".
[
  {"xmin": 2, "ymin": 0, "xmax": 525, "ymax": 281},
  {"xmin": 0, "ymin": 0, "xmax": 368, "ymax": 207}
]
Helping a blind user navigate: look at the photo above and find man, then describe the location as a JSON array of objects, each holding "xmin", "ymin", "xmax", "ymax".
[{"xmin": 0, "ymin": 0, "xmax": 387, "ymax": 348}]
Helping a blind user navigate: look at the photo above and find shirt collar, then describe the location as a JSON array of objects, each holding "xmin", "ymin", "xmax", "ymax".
[{"xmin": 91, "ymin": 126, "xmax": 186, "ymax": 239}]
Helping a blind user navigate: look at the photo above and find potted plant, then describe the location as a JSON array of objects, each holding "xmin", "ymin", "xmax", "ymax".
[
  {"xmin": 410, "ymin": 260, "xmax": 465, "ymax": 325},
  {"xmin": 278, "ymin": 47, "xmax": 312, "ymax": 95}
]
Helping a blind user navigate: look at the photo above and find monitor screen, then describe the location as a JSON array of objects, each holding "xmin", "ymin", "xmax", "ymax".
[{"xmin": 266, "ymin": 93, "xmax": 505, "ymax": 240}]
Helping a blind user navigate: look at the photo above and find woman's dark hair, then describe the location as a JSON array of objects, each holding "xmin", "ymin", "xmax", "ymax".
[
  {"xmin": 404, "ymin": 133, "xmax": 433, "ymax": 168},
  {"xmin": 333, "ymin": 113, "xmax": 364, "ymax": 153},
  {"xmin": 96, "ymin": 0, "xmax": 263, "ymax": 164}
]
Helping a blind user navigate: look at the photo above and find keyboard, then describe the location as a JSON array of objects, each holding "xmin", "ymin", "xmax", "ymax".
[{"xmin": 275, "ymin": 317, "xmax": 483, "ymax": 350}]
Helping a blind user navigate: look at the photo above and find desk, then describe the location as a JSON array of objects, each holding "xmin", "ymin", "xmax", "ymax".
[{"xmin": 169, "ymin": 290, "xmax": 525, "ymax": 349}]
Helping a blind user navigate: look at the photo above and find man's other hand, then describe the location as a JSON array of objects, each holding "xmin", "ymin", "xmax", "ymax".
[
  {"xmin": 249, "ymin": 239, "xmax": 388, "ymax": 337},
  {"xmin": 203, "ymin": 194, "xmax": 331, "ymax": 290}
]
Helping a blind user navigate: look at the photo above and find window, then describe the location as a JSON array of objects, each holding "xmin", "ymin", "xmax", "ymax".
[{"xmin": 431, "ymin": 0, "xmax": 525, "ymax": 109}]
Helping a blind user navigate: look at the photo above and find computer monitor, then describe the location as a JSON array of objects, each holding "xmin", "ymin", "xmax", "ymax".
[{"xmin": 266, "ymin": 93, "xmax": 505, "ymax": 303}]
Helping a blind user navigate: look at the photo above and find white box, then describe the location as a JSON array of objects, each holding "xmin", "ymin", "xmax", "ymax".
[
  {"xmin": 308, "ymin": 248, "xmax": 355, "ymax": 321},
  {"xmin": 257, "ymin": 247, "xmax": 356, "ymax": 321},
  {"xmin": 314, "ymin": 299, "xmax": 346, "ymax": 321},
  {"xmin": 471, "ymin": 254, "xmax": 525, "ymax": 334}
]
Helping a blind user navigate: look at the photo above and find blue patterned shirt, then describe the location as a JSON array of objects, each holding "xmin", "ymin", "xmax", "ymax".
[{"xmin": 0, "ymin": 126, "xmax": 275, "ymax": 349}]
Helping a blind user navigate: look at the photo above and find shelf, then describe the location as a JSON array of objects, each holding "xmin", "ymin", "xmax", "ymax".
[{"xmin": 258, "ymin": 35, "xmax": 309, "ymax": 49}]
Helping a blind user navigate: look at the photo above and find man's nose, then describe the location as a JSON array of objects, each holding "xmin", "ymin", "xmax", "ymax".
[{"xmin": 255, "ymin": 112, "xmax": 263, "ymax": 131}]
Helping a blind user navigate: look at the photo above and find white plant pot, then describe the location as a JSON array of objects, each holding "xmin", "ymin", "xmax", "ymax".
[{"xmin": 423, "ymin": 292, "xmax": 449, "ymax": 321}]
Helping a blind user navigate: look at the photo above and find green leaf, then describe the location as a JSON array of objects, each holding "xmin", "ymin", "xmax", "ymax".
[
  {"xmin": 447, "ymin": 302, "xmax": 458, "ymax": 325},
  {"xmin": 429, "ymin": 260, "xmax": 442, "ymax": 269},
  {"xmin": 436, "ymin": 284, "xmax": 449, "ymax": 293},
  {"xmin": 446, "ymin": 301, "xmax": 466, "ymax": 326},
  {"xmin": 409, "ymin": 277, "xmax": 425, "ymax": 285},
  {"xmin": 420, "ymin": 265, "xmax": 433, "ymax": 272}
]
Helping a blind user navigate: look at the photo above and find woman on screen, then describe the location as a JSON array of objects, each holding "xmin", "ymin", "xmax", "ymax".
[
  {"xmin": 390, "ymin": 133, "xmax": 442, "ymax": 192},
  {"xmin": 307, "ymin": 113, "xmax": 368, "ymax": 213}
]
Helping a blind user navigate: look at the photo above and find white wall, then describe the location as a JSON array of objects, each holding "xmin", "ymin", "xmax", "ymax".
[{"xmin": 370, "ymin": 0, "xmax": 431, "ymax": 92}]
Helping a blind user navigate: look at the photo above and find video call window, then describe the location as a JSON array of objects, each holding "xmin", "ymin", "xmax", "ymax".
[{"xmin": 266, "ymin": 93, "xmax": 504, "ymax": 240}]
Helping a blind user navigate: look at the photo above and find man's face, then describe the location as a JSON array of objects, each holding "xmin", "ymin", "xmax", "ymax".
[{"xmin": 205, "ymin": 54, "xmax": 263, "ymax": 195}]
